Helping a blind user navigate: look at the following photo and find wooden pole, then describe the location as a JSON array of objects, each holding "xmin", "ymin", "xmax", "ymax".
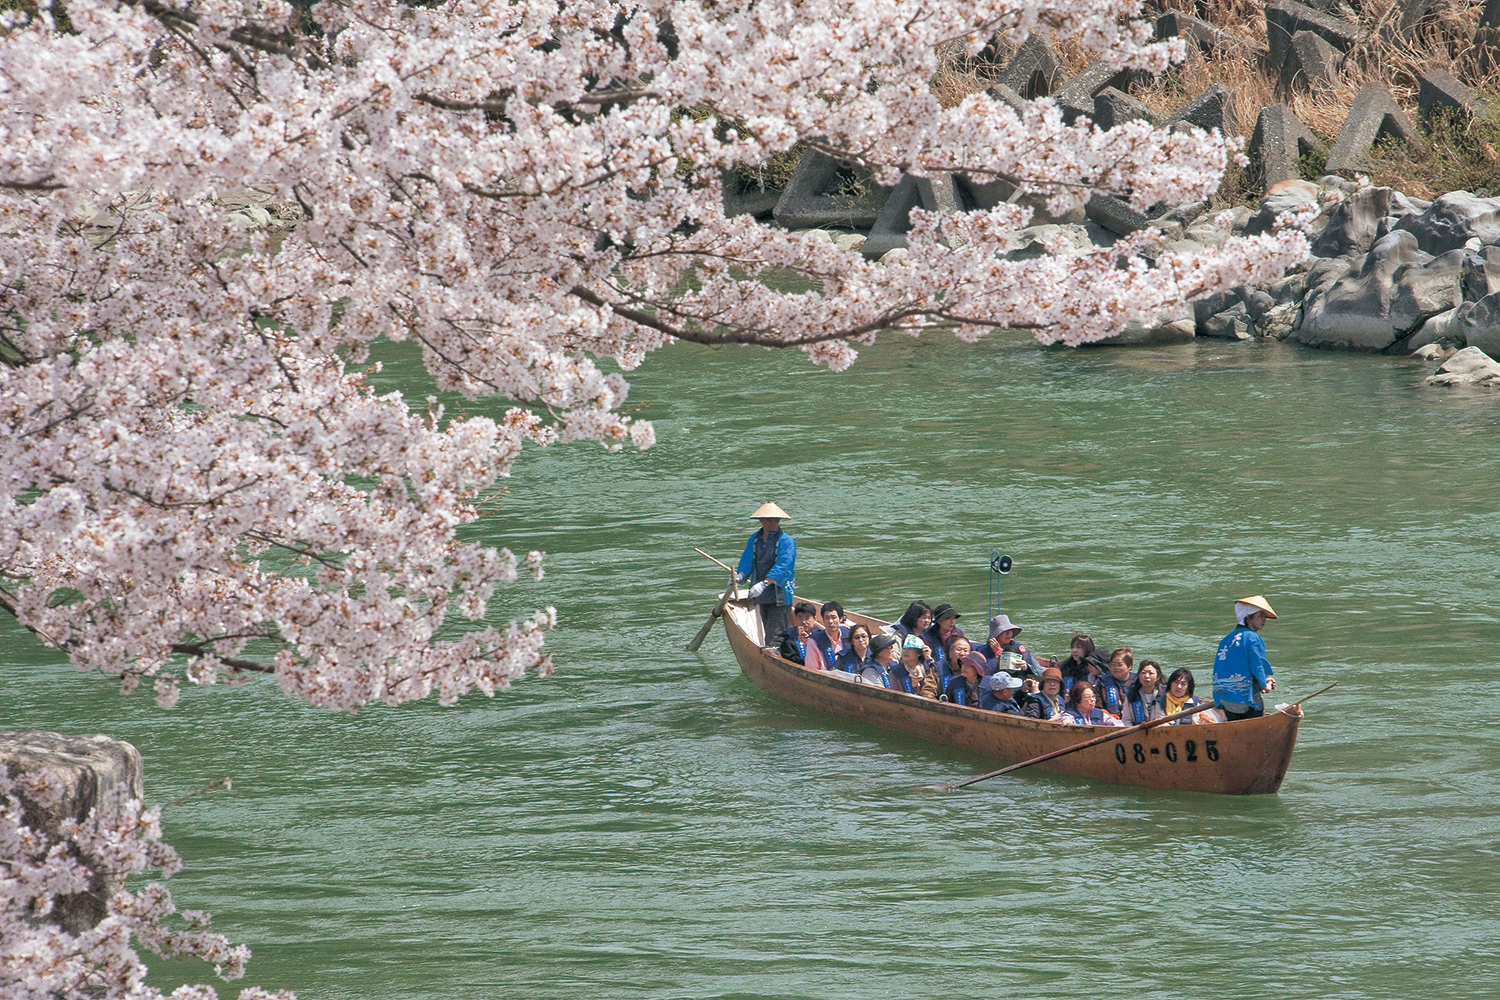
[
  {"xmin": 945, "ymin": 680, "xmax": 1338, "ymax": 790},
  {"xmin": 686, "ymin": 571, "xmax": 738, "ymax": 652},
  {"xmin": 694, "ymin": 547, "xmax": 738, "ymax": 576},
  {"xmin": 1291, "ymin": 680, "xmax": 1338, "ymax": 706}
]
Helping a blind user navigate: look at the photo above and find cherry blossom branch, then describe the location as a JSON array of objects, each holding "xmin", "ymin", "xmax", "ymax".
[
  {"xmin": 1, "ymin": 772, "xmax": 290, "ymax": 999},
  {"xmin": 0, "ymin": 174, "xmax": 65, "ymax": 191},
  {"xmin": 168, "ymin": 644, "xmax": 275, "ymax": 673}
]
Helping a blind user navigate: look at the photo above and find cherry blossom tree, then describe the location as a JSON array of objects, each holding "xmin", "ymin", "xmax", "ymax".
[
  {"xmin": 1, "ymin": 0, "xmax": 1317, "ymax": 993},
  {"xmin": 0, "ymin": 0, "xmax": 1309, "ymax": 713}
]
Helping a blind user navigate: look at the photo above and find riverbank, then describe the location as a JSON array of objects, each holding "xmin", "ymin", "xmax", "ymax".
[{"xmin": 728, "ymin": 1, "xmax": 1500, "ymax": 370}]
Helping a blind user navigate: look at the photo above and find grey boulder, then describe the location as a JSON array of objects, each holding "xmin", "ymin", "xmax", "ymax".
[
  {"xmin": 1424, "ymin": 345, "xmax": 1500, "ymax": 386},
  {"xmin": 1309, "ymin": 186, "xmax": 1427, "ymax": 258},
  {"xmin": 1294, "ymin": 231, "xmax": 1465, "ymax": 350},
  {"xmin": 1244, "ymin": 179, "xmax": 1319, "ymax": 238},
  {"xmin": 1391, "ymin": 191, "xmax": 1500, "ymax": 255},
  {"xmin": 0, "ymin": 731, "xmax": 144, "ymax": 933},
  {"xmin": 1430, "ymin": 292, "xmax": 1500, "ymax": 356}
]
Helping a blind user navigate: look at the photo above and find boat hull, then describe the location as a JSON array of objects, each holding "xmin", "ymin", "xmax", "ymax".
[{"xmin": 722, "ymin": 601, "xmax": 1298, "ymax": 795}]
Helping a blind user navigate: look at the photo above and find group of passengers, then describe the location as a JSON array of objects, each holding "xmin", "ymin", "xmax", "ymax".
[{"xmin": 775, "ymin": 599, "xmax": 1219, "ymax": 726}]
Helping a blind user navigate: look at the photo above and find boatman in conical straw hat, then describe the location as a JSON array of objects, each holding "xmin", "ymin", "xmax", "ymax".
[
  {"xmin": 1214, "ymin": 595, "xmax": 1279, "ymax": 721},
  {"xmin": 735, "ymin": 502, "xmax": 797, "ymax": 640}
]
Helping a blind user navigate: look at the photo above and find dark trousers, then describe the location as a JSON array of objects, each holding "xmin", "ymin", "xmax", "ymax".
[
  {"xmin": 759, "ymin": 603, "xmax": 791, "ymax": 643},
  {"xmin": 1222, "ymin": 704, "xmax": 1265, "ymax": 721}
]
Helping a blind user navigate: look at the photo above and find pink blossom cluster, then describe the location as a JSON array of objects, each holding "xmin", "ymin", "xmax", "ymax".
[
  {"xmin": 0, "ymin": 771, "xmax": 290, "ymax": 999},
  {"xmin": 0, "ymin": 0, "xmax": 1309, "ymax": 715}
]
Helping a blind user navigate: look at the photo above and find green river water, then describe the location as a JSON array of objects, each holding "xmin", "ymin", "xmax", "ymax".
[{"xmin": 4, "ymin": 334, "xmax": 1499, "ymax": 999}]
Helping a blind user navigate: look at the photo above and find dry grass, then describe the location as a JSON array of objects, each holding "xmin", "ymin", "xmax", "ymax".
[
  {"xmin": 1134, "ymin": 46, "xmax": 1278, "ymax": 128},
  {"xmin": 929, "ymin": 48, "xmax": 1003, "ymax": 109},
  {"xmin": 1362, "ymin": 106, "xmax": 1500, "ymax": 198}
]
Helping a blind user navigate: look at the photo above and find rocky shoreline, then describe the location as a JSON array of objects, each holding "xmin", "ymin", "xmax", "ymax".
[{"xmin": 726, "ymin": 3, "xmax": 1500, "ymax": 386}]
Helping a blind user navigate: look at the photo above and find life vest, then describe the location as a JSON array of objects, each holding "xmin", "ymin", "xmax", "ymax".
[
  {"xmin": 1166, "ymin": 695, "xmax": 1206, "ymax": 724},
  {"xmin": 1063, "ymin": 707, "xmax": 1115, "ymax": 726},
  {"xmin": 941, "ymin": 674, "xmax": 978, "ymax": 706},
  {"xmin": 778, "ymin": 628, "xmax": 806, "ymax": 664},
  {"xmin": 890, "ymin": 663, "xmax": 924, "ymax": 694},
  {"xmin": 1025, "ymin": 692, "xmax": 1066, "ymax": 720},
  {"xmin": 983, "ymin": 695, "xmax": 1023, "ymax": 715},
  {"xmin": 812, "ymin": 625, "xmax": 850, "ymax": 667},
  {"xmin": 1130, "ymin": 689, "xmax": 1166, "ymax": 724},
  {"xmin": 857, "ymin": 666, "xmax": 892, "ymax": 689},
  {"xmin": 924, "ymin": 626, "xmax": 965, "ymax": 677},
  {"xmin": 834, "ymin": 647, "xmax": 871, "ymax": 673},
  {"xmin": 1096, "ymin": 674, "xmax": 1129, "ymax": 717}
]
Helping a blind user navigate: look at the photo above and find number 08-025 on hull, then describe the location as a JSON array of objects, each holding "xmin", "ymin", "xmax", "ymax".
[{"xmin": 721, "ymin": 599, "xmax": 1300, "ymax": 795}]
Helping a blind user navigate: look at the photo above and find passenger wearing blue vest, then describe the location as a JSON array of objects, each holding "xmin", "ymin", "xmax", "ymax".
[
  {"xmin": 922, "ymin": 604, "xmax": 965, "ymax": 677},
  {"xmin": 1164, "ymin": 667, "xmax": 1213, "ymax": 724},
  {"xmin": 979, "ymin": 671, "xmax": 1025, "ymax": 713},
  {"xmin": 1058, "ymin": 681, "xmax": 1126, "ymax": 726},
  {"xmin": 811, "ymin": 601, "xmax": 851, "ymax": 668},
  {"xmin": 735, "ymin": 502, "xmax": 797, "ymax": 642},
  {"xmin": 1024, "ymin": 666, "xmax": 1068, "ymax": 720},
  {"xmin": 890, "ymin": 635, "xmax": 939, "ymax": 698},
  {"xmin": 891, "ymin": 601, "xmax": 933, "ymax": 642},
  {"xmin": 1095, "ymin": 648, "xmax": 1135, "ymax": 722},
  {"xmin": 942, "ymin": 634, "xmax": 975, "ymax": 682},
  {"xmin": 982, "ymin": 614, "xmax": 1044, "ymax": 693},
  {"xmin": 1213, "ymin": 595, "xmax": 1278, "ymax": 720},
  {"xmin": 941, "ymin": 652, "xmax": 985, "ymax": 707},
  {"xmin": 1127, "ymin": 660, "xmax": 1167, "ymax": 724},
  {"xmin": 834, "ymin": 622, "xmax": 873, "ymax": 673},
  {"xmin": 1054, "ymin": 634, "xmax": 1098, "ymax": 692},
  {"xmin": 859, "ymin": 633, "xmax": 896, "ymax": 688},
  {"xmin": 776, "ymin": 603, "xmax": 818, "ymax": 665}
]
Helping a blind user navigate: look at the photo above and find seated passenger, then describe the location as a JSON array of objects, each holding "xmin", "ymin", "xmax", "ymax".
[
  {"xmin": 1095, "ymin": 647, "xmax": 1135, "ymax": 722},
  {"xmin": 922, "ymin": 604, "xmax": 965, "ymax": 676},
  {"xmin": 1024, "ymin": 666, "xmax": 1068, "ymax": 720},
  {"xmin": 1058, "ymin": 681, "xmax": 1126, "ymax": 726},
  {"xmin": 980, "ymin": 671, "xmax": 1025, "ymax": 714},
  {"xmin": 890, "ymin": 635, "xmax": 939, "ymax": 698},
  {"xmin": 812, "ymin": 601, "xmax": 852, "ymax": 667},
  {"xmin": 1128, "ymin": 660, "xmax": 1167, "ymax": 723},
  {"xmin": 777, "ymin": 602, "xmax": 818, "ymax": 665},
  {"xmin": 1164, "ymin": 667, "xmax": 1219, "ymax": 724},
  {"xmin": 942, "ymin": 634, "xmax": 975, "ymax": 680},
  {"xmin": 890, "ymin": 601, "xmax": 933, "ymax": 641},
  {"xmin": 860, "ymin": 634, "xmax": 897, "ymax": 688},
  {"xmin": 834, "ymin": 623, "xmax": 873, "ymax": 673},
  {"xmin": 940, "ymin": 653, "xmax": 984, "ymax": 707},
  {"xmin": 983, "ymin": 614, "xmax": 1044, "ymax": 692},
  {"xmin": 1054, "ymin": 633, "xmax": 1097, "ymax": 690}
]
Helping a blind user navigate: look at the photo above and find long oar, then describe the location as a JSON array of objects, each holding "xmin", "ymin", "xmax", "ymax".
[
  {"xmin": 694, "ymin": 547, "xmax": 737, "ymax": 575},
  {"xmin": 1290, "ymin": 680, "xmax": 1338, "ymax": 706},
  {"xmin": 686, "ymin": 577, "xmax": 736, "ymax": 652},
  {"xmin": 686, "ymin": 549, "xmax": 740, "ymax": 652},
  {"xmin": 943, "ymin": 680, "xmax": 1339, "ymax": 791},
  {"xmin": 942, "ymin": 702, "xmax": 1212, "ymax": 791}
]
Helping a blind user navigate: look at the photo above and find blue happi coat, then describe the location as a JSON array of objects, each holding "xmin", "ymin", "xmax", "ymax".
[
  {"xmin": 736, "ymin": 529, "xmax": 796, "ymax": 605},
  {"xmin": 1214, "ymin": 626, "xmax": 1273, "ymax": 710}
]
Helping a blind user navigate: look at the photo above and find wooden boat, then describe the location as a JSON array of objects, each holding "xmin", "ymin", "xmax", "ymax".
[{"xmin": 720, "ymin": 599, "xmax": 1300, "ymax": 795}]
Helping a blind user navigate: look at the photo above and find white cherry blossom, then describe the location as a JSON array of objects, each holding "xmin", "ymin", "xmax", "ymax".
[{"xmin": 0, "ymin": 0, "xmax": 1305, "ymax": 711}]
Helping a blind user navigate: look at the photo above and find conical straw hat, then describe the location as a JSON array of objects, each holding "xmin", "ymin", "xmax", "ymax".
[
  {"xmin": 751, "ymin": 502, "xmax": 790, "ymax": 519},
  {"xmin": 1235, "ymin": 595, "xmax": 1278, "ymax": 619}
]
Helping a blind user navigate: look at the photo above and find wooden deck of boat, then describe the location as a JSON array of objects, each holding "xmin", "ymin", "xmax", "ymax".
[{"xmin": 720, "ymin": 600, "xmax": 1299, "ymax": 795}]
